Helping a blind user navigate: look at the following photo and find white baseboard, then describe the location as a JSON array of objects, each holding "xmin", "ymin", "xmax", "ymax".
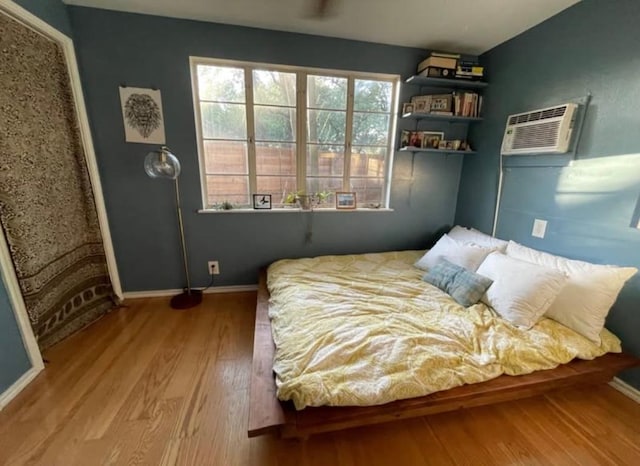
[
  {"xmin": 123, "ymin": 284, "xmax": 258, "ymax": 300},
  {"xmin": 609, "ymin": 377, "xmax": 640, "ymax": 403},
  {"xmin": 0, "ymin": 366, "xmax": 41, "ymax": 411}
]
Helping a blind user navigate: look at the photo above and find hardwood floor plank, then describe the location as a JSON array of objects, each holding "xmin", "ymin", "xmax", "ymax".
[{"xmin": 1, "ymin": 293, "xmax": 639, "ymax": 466}]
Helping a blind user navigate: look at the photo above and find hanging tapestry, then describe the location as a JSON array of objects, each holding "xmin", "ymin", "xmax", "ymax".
[{"xmin": 0, "ymin": 12, "xmax": 115, "ymax": 349}]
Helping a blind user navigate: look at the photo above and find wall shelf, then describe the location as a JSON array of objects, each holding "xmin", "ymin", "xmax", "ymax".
[
  {"xmin": 402, "ymin": 112, "xmax": 483, "ymax": 123},
  {"xmin": 405, "ymin": 76, "xmax": 488, "ymax": 89},
  {"xmin": 399, "ymin": 147, "xmax": 476, "ymax": 155}
]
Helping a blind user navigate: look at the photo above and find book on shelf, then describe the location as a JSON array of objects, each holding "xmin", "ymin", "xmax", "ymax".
[{"xmin": 452, "ymin": 91, "xmax": 482, "ymax": 117}]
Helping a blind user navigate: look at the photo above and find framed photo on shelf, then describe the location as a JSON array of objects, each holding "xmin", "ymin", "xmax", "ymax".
[
  {"xmin": 402, "ymin": 103, "xmax": 414, "ymax": 115},
  {"xmin": 430, "ymin": 94, "xmax": 453, "ymax": 113},
  {"xmin": 336, "ymin": 192, "xmax": 357, "ymax": 210},
  {"xmin": 252, "ymin": 194, "xmax": 272, "ymax": 210},
  {"xmin": 400, "ymin": 130, "xmax": 411, "ymax": 148},
  {"xmin": 409, "ymin": 131, "xmax": 423, "ymax": 148},
  {"xmin": 421, "ymin": 131, "xmax": 444, "ymax": 149}
]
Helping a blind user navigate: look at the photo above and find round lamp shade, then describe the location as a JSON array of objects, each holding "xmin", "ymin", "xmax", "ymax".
[{"xmin": 144, "ymin": 147, "xmax": 181, "ymax": 179}]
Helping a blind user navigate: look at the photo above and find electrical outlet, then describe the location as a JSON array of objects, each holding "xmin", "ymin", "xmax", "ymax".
[
  {"xmin": 532, "ymin": 219, "xmax": 547, "ymax": 239},
  {"xmin": 208, "ymin": 261, "xmax": 220, "ymax": 275}
]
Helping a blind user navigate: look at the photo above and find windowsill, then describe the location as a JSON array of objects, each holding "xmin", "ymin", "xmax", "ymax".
[{"xmin": 197, "ymin": 207, "xmax": 394, "ymax": 214}]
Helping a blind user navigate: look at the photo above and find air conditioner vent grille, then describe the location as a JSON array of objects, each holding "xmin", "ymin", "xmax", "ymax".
[
  {"xmin": 509, "ymin": 106, "xmax": 567, "ymax": 126},
  {"xmin": 512, "ymin": 121, "xmax": 560, "ymax": 150}
]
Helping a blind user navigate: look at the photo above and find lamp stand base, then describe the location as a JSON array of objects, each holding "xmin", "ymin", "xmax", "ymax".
[{"xmin": 170, "ymin": 289, "xmax": 203, "ymax": 310}]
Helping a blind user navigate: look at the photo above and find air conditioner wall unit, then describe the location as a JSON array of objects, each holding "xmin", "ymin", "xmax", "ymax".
[{"xmin": 501, "ymin": 103, "xmax": 578, "ymax": 155}]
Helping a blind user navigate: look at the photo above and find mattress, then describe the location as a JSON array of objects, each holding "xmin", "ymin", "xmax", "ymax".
[{"xmin": 267, "ymin": 251, "xmax": 621, "ymax": 410}]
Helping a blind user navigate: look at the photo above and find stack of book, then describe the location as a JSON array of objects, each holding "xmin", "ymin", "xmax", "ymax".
[
  {"xmin": 453, "ymin": 91, "xmax": 483, "ymax": 117},
  {"xmin": 416, "ymin": 52, "xmax": 459, "ymax": 79},
  {"xmin": 456, "ymin": 59, "xmax": 484, "ymax": 80},
  {"xmin": 416, "ymin": 52, "xmax": 485, "ymax": 81}
]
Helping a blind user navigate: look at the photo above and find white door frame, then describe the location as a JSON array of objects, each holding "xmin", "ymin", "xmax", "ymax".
[{"xmin": 0, "ymin": 0, "xmax": 123, "ymax": 406}]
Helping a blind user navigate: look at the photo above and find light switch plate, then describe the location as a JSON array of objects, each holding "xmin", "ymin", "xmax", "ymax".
[{"xmin": 532, "ymin": 219, "xmax": 547, "ymax": 238}]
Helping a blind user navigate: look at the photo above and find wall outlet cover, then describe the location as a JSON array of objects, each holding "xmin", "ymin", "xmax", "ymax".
[{"xmin": 532, "ymin": 219, "xmax": 547, "ymax": 238}]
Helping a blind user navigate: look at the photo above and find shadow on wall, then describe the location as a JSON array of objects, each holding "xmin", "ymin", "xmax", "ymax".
[{"xmin": 495, "ymin": 152, "xmax": 640, "ymax": 387}]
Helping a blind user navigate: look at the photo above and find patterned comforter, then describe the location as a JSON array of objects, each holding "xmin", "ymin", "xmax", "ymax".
[{"xmin": 267, "ymin": 251, "xmax": 621, "ymax": 410}]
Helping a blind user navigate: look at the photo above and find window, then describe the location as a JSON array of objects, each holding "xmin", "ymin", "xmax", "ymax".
[{"xmin": 191, "ymin": 58, "xmax": 398, "ymax": 209}]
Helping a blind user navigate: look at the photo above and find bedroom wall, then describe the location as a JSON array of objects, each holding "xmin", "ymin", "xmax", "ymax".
[
  {"xmin": 455, "ymin": 0, "xmax": 640, "ymax": 388},
  {"xmin": 12, "ymin": 0, "xmax": 72, "ymax": 36},
  {"xmin": 67, "ymin": 6, "xmax": 464, "ymax": 292},
  {"xmin": 0, "ymin": 276, "xmax": 30, "ymax": 394}
]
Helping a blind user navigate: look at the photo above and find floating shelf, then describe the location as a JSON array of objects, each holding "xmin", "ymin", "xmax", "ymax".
[
  {"xmin": 405, "ymin": 76, "xmax": 488, "ymax": 89},
  {"xmin": 399, "ymin": 147, "xmax": 476, "ymax": 155},
  {"xmin": 402, "ymin": 112, "xmax": 483, "ymax": 123}
]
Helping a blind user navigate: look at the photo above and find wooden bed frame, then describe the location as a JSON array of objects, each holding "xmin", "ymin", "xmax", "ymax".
[{"xmin": 248, "ymin": 270, "xmax": 640, "ymax": 439}]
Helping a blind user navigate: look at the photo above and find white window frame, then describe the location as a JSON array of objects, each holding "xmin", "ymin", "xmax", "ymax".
[{"xmin": 189, "ymin": 56, "xmax": 400, "ymax": 210}]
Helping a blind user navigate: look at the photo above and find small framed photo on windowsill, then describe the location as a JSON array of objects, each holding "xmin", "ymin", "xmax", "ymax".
[
  {"xmin": 253, "ymin": 194, "xmax": 272, "ymax": 210},
  {"xmin": 336, "ymin": 192, "xmax": 356, "ymax": 210}
]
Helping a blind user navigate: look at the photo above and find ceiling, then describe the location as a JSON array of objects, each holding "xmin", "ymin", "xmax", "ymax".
[{"xmin": 62, "ymin": 0, "xmax": 579, "ymax": 55}]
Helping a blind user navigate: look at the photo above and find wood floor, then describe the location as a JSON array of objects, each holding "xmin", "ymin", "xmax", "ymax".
[{"xmin": 1, "ymin": 293, "xmax": 639, "ymax": 466}]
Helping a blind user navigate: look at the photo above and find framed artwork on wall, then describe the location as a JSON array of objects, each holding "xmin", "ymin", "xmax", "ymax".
[{"xmin": 119, "ymin": 86, "xmax": 166, "ymax": 144}]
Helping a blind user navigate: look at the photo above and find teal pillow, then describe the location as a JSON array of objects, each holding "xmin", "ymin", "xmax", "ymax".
[{"xmin": 423, "ymin": 259, "xmax": 493, "ymax": 307}]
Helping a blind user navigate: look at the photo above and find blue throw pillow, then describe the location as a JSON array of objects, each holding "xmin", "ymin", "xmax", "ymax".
[{"xmin": 423, "ymin": 259, "xmax": 493, "ymax": 307}]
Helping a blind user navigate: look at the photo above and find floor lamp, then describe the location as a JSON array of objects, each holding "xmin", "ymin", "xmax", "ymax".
[{"xmin": 144, "ymin": 146, "xmax": 202, "ymax": 309}]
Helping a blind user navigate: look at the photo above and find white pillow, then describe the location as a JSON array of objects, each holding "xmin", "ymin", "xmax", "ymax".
[
  {"xmin": 415, "ymin": 234, "xmax": 495, "ymax": 272},
  {"xmin": 448, "ymin": 226, "xmax": 508, "ymax": 252},
  {"xmin": 506, "ymin": 241, "xmax": 637, "ymax": 343},
  {"xmin": 476, "ymin": 252, "xmax": 568, "ymax": 329}
]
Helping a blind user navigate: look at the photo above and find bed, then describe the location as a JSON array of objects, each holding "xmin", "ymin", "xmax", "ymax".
[{"xmin": 248, "ymin": 250, "xmax": 640, "ymax": 439}]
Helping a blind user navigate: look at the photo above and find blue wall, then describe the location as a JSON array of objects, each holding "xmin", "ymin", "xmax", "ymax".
[
  {"xmin": 455, "ymin": 0, "xmax": 640, "ymax": 388},
  {"xmin": 13, "ymin": 0, "xmax": 72, "ymax": 37},
  {"xmin": 0, "ymin": 276, "xmax": 31, "ymax": 394},
  {"xmin": 68, "ymin": 7, "xmax": 464, "ymax": 291}
]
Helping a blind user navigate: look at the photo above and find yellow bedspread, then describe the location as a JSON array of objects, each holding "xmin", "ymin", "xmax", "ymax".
[{"xmin": 267, "ymin": 251, "xmax": 621, "ymax": 410}]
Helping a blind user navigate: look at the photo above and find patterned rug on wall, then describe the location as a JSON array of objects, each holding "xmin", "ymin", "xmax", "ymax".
[{"xmin": 0, "ymin": 12, "xmax": 115, "ymax": 349}]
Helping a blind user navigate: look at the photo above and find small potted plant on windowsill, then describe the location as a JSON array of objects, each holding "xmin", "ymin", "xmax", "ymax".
[{"xmin": 284, "ymin": 191, "xmax": 332, "ymax": 210}]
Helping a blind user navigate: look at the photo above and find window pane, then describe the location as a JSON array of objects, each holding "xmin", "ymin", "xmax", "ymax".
[
  {"xmin": 197, "ymin": 65, "xmax": 245, "ymax": 103},
  {"xmin": 307, "ymin": 75, "xmax": 347, "ymax": 110},
  {"xmin": 256, "ymin": 143, "xmax": 296, "ymax": 176},
  {"xmin": 306, "ymin": 177, "xmax": 343, "ymax": 199},
  {"xmin": 254, "ymin": 106, "xmax": 296, "ymax": 142},
  {"xmin": 253, "ymin": 70, "xmax": 296, "ymax": 106},
  {"xmin": 203, "ymin": 140, "xmax": 248, "ymax": 174},
  {"xmin": 307, "ymin": 144, "xmax": 344, "ymax": 177},
  {"xmin": 201, "ymin": 102, "xmax": 246, "ymax": 139},
  {"xmin": 350, "ymin": 146, "xmax": 386, "ymax": 177},
  {"xmin": 205, "ymin": 175, "xmax": 249, "ymax": 206},
  {"xmin": 351, "ymin": 177, "xmax": 384, "ymax": 207},
  {"xmin": 307, "ymin": 110, "xmax": 346, "ymax": 144},
  {"xmin": 256, "ymin": 176, "xmax": 297, "ymax": 205},
  {"xmin": 352, "ymin": 112, "xmax": 390, "ymax": 146},
  {"xmin": 354, "ymin": 79, "xmax": 392, "ymax": 112}
]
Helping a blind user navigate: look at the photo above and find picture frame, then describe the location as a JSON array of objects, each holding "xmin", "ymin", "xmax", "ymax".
[
  {"xmin": 430, "ymin": 94, "xmax": 453, "ymax": 113},
  {"xmin": 408, "ymin": 131, "xmax": 423, "ymax": 148},
  {"xmin": 119, "ymin": 86, "xmax": 166, "ymax": 144},
  {"xmin": 252, "ymin": 194, "xmax": 272, "ymax": 210},
  {"xmin": 402, "ymin": 103, "xmax": 414, "ymax": 115},
  {"xmin": 421, "ymin": 131, "xmax": 444, "ymax": 149},
  {"xmin": 336, "ymin": 192, "xmax": 356, "ymax": 210},
  {"xmin": 400, "ymin": 130, "xmax": 411, "ymax": 148}
]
